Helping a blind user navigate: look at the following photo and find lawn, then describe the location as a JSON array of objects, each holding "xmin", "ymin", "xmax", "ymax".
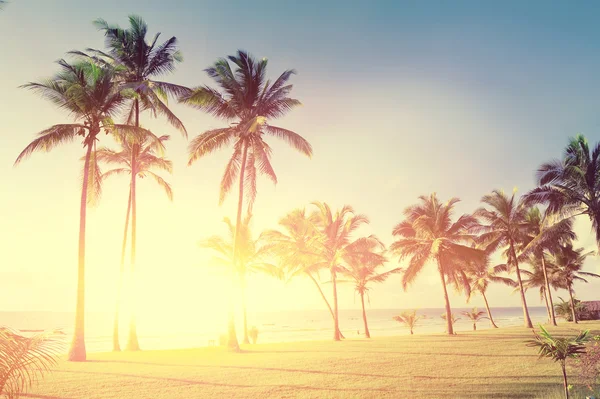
[{"xmin": 25, "ymin": 321, "xmax": 600, "ymax": 399}]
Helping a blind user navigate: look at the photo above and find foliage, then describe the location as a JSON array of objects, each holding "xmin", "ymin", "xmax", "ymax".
[
  {"xmin": 248, "ymin": 327, "xmax": 259, "ymax": 345},
  {"xmin": 577, "ymin": 337, "xmax": 600, "ymax": 392},
  {"xmin": 554, "ymin": 297, "xmax": 587, "ymax": 322},
  {"xmin": 461, "ymin": 308, "xmax": 487, "ymax": 331},
  {"xmin": 393, "ymin": 310, "xmax": 421, "ymax": 334},
  {"xmin": 0, "ymin": 328, "xmax": 64, "ymax": 398}
]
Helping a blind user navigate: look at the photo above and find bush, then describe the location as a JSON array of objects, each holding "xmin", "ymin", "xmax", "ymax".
[
  {"xmin": 578, "ymin": 335, "xmax": 600, "ymax": 394},
  {"xmin": 249, "ymin": 327, "xmax": 258, "ymax": 344}
]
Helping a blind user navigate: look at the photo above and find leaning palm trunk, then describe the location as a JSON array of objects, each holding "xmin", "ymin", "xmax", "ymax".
[
  {"xmin": 331, "ymin": 268, "xmax": 341, "ymax": 341},
  {"xmin": 438, "ymin": 260, "xmax": 454, "ymax": 335},
  {"xmin": 481, "ymin": 291, "xmax": 498, "ymax": 328},
  {"xmin": 306, "ymin": 273, "xmax": 345, "ymax": 339},
  {"xmin": 113, "ymin": 189, "xmax": 131, "ymax": 351},
  {"xmin": 360, "ymin": 291, "xmax": 370, "ymax": 338},
  {"xmin": 542, "ymin": 286, "xmax": 552, "ymax": 323},
  {"xmin": 126, "ymin": 100, "xmax": 142, "ymax": 351},
  {"xmin": 511, "ymin": 245, "xmax": 533, "ymax": 328},
  {"xmin": 68, "ymin": 138, "xmax": 94, "ymax": 362},
  {"xmin": 540, "ymin": 255, "xmax": 557, "ymax": 326},
  {"xmin": 568, "ymin": 286, "xmax": 578, "ymax": 324}
]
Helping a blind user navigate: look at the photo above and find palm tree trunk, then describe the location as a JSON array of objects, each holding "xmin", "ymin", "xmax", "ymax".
[
  {"xmin": 241, "ymin": 275, "xmax": 250, "ymax": 345},
  {"xmin": 542, "ymin": 286, "xmax": 552, "ymax": 322},
  {"xmin": 227, "ymin": 142, "xmax": 250, "ymax": 352},
  {"xmin": 473, "ymin": 322, "xmax": 476, "ymax": 331},
  {"xmin": 126, "ymin": 100, "xmax": 141, "ymax": 351},
  {"xmin": 481, "ymin": 291, "xmax": 498, "ymax": 328},
  {"xmin": 541, "ymin": 254, "xmax": 557, "ymax": 326},
  {"xmin": 113, "ymin": 188, "xmax": 131, "ymax": 352},
  {"xmin": 306, "ymin": 272, "xmax": 345, "ymax": 339},
  {"xmin": 360, "ymin": 291, "xmax": 370, "ymax": 338},
  {"xmin": 437, "ymin": 260, "xmax": 454, "ymax": 335},
  {"xmin": 561, "ymin": 362, "xmax": 569, "ymax": 399},
  {"xmin": 511, "ymin": 245, "xmax": 533, "ymax": 328},
  {"xmin": 331, "ymin": 267, "xmax": 341, "ymax": 341},
  {"xmin": 568, "ymin": 285, "xmax": 578, "ymax": 324},
  {"xmin": 68, "ymin": 139, "xmax": 94, "ymax": 362}
]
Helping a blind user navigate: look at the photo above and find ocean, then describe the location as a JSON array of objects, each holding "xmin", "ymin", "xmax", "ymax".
[{"xmin": 0, "ymin": 307, "xmax": 550, "ymax": 353}]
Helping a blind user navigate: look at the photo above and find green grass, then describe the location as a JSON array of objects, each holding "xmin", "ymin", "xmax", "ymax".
[{"xmin": 26, "ymin": 321, "xmax": 600, "ymax": 399}]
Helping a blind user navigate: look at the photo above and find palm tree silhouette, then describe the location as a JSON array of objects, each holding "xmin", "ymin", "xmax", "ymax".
[
  {"xmin": 14, "ymin": 59, "xmax": 150, "ymax": 361},
  {"xmin": 95, "ymin": 132, "xmax": 173, "ymax": 351},
  {"xmin": 181, "ymin": 50, "xmax": 312, "ymax": 350},
  {"xmin": 393, "ymin": 310, "xmax": 421, "ymax": 335},
  {"xmin": 391, "ymin": 194, "xmax": 484, "ymax": 335},
  {"xmin": 88, "ymin": 15, "xmax": 188, "ymax": 351},
  {"xmin": 461, "ymin": 308, "xmax": 487, "ymax": 331},
  {"xmin": 475, "ymin": 189, "xmax": 533, "ymax": 328}
]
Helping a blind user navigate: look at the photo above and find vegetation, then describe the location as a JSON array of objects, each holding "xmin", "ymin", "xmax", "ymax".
[
  {"xmin": 526, "ymin": 325, "xmax": 589, "ymax": 399},
  {"xmin": 440, "ymin": 312, "xmax": 461, "ymax": 334},
  {"xmin": 578, "ymin": 335, "xmax": 600, "ymax": 393},
  {"xmin": 0, "ymin": 328, "xmax": 63, "ymax": 399},
  {"xmin": 181, "ymin": 50, "xmax": 312, "ymax": 350},
  {"xmin": 391, "ymin": 194, "xmax": 484, "ymax": 335},
  {"xmin": 555, "ymin": 297, "xmax": 587, "ymax": 323},
  {"xmin": 461, "ymin": 308, "xmax": 487, "ymax": 331},
  {"xmin": 392, "ymin": 310, "xmax": 421, "ymax": 335},
  {"xmin": 248, "ymin": 327, "xmax": 259, "ymax": 345}
]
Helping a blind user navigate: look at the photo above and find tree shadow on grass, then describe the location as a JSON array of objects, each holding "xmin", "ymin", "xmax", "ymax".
[{"xmin": 21, "ymin": 395, "xmax": 73, "ymax": 399}]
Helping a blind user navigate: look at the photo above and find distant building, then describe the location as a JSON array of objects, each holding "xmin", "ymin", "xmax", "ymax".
[{"xmin": 582, "ymin": 301, "xmax": 600, "ymax": 320}]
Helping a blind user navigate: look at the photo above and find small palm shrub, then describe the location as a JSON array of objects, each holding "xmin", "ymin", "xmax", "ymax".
[
  {"xmin": 555, "ymin": 297, "xmax": 587, "ymax": 322},
  {"xmin": 249, "ymin": 327, "xmax": 259, "ymax": 344},
  {"xmin": 393, "ymin": 310, "xmax": 421, "ymax": 335},
  {"xmin": 0, "ymin": 327, "xmax": 64, "ymax": 399}
]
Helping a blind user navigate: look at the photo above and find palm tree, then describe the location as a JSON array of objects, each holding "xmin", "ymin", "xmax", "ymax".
[
  {"xmin": 338, "ymin": 239, "xmax": 401, "ymax": 338},
  {"xmin": 95, "ymin": 132, "xmax": 172, "ymax": 351},
  {"xmin": 181, "ymin": 50, "xmax": 312, "ymax": 350},
  {"xmin": 390, "ymin": 194, "xmax": 484, "ymax": 335},
  {"xmin": 521, "ymin": 207, "xmax": 576, "ymax": 326},
  {"xmin": 554, "ymin": 296, "xmax": 586, "ymax": 322},
  {"xmin": 525, "ymin": 135, "xmax": 600, "ymax": 251},
  {"xmin": 526, "ymin": 325, "xmax": 589, "ymax": 399},
  {"xmin": 308, "ymin": 202, "xmax": 379, "ymax": 341},
  {"xmin": 550, "ymin": 244, "xmax": 598, "ymax": 323},
  {"xmin": 475, "ymin": 189, "xmax": 533, "ymax": 328},
  {"xmin": 461, "ymin": 308, "xmax": 487, "ymax": 331},
  {"xmin": 520, "ymin": 254, "xmax": 563, "ymax": 322},
  {"xmin": 393, "ymin": 310, "xmax": 421, "ymax": 335},
  {"xmin": 199, "ymin": 215, "xmax": 279, "ymax": 344},
  {"xmin": 441, "ymin": 313, "xmax": 461, "ymax": 333},
  {"xmin": 263, "ymin": 209, "xmax": 339, "ymax": 333},
  {"xmin": 89, "ymin": 15, "xmax": 188, "ymax": 351},
  {"xmin": 0, "ymin": 328, "xmax": 64, "ymax": 397},
  {"xmin": 464, "ymin": 243, "xmax": 516, "ymax": 329},
  {"xmin": 14, "ymin": 59, "xmax": 148, "ymax": 361}
]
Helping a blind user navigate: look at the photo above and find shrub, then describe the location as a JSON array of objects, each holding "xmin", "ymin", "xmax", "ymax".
[{"xmin": 249, "ymin": 327, "xmax": 259, "ymax": 344}]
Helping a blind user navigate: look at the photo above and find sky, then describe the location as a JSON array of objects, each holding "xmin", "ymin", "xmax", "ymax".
[{"xmin": 1, "ymin": 0, "xmax": 600, "ymax": 324}]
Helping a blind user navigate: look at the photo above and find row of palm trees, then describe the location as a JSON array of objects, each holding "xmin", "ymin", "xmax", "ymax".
[{"xmin": 13, "ymin": 13, "xmax": 600, "ymax": 360}]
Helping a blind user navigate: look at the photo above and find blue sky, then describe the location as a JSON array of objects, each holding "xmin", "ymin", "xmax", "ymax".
[{"xmin": 1, "ymin": 0, "xmax": 599, "ymax": 317}]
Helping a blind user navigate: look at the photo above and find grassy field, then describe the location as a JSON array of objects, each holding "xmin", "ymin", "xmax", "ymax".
[{"xmin": 25, "ymin": 321, "xmax": 600, "ymax": 399}]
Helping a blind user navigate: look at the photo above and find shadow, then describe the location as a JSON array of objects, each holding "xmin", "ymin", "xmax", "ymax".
[{"xmin": 21, "ymin": 395, "xmax": 72, "ymax": 399}]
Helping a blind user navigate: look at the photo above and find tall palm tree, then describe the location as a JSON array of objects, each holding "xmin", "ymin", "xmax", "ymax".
[
  {"xmin": 308, "ymin": 202, "xmax": 376, "ymax": 341},
  {"xmin": 461, "ymin": 308, "xmax": 487, "ymax": 331},
  {"xmin": 393, "ymin": 310, "xmax": 421, "ymax": 335},
  {"xmin": 181, "ymin": 50, "xmax": 312, "ymax": 350},
  {"xmin": 338, "ymin": 239, "xmax": 401, "ymax": 338},
  {"xmin": 475, "ymin": 189, "xmax": 533, "ymax": 328},
  {"xmin": 390, "ymin": 194, "xmax": 484, "ymax": 335},
  {"xmin": 550, "ymin": 244, "xmax": 598, "ymax": 323},
  {"xmin": 525, "ymin": 135, "xmax": 600, "ymax": 251},
  {"xmin": 89, "ymin": 15, "xmax": 188, "ymax": 351},
  {"xmin": 464, "ymin": 244, "xmax": 516, "ymax": 329},
  {"xmin": 199, "ymin": 215, "xmax": 279, "ymax": 344},
  {"xmin": 95, "ymin": 132, "xmax": 172, "ymax": 351},
  {"xmin": 520, "ymin": 207, "xmax": 576, "ymax": 326},
  {"xmin": 440, "ymin": 313, "xmax": 461, "ymax": 334},
  {"xmin": 14, "ymin": 59, "xmax": 149, "ymax": 361},
  {"xmin": 263, "ymin": 209, "xmax": 338, "ymax": 329}
]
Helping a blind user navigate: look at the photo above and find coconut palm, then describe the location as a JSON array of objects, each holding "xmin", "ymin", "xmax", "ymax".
[
  {"xmin": 525, "ymin": 135, "xmax": 600, "ymax": 251},
  {"xmin": 94, "ymin": 132, "xmax": 172, "ymax": 351},
  {"xmin": 263, "ymin": 209, "xmax": 339, "ymax": 331},
  {"xmin": 461, "ymin": 308, "xmax": 487, "ymax": 331},
  {"xmin": 0, "ymin": 328, "xmax": 64, "ymax": 398},
  {"xmin": 181, "ymin": 50, "xmax": 312, "ymax": 350},
  {"xmin": 390, "ymin": 194, "xmax": 484, "ymax": 335},
  {"xmin": 474, "ymin": 189, "xmax": 533, "ymax": 328},
  {"xmin": 441, "ymin": 313, "xmax": 461, "ymax": 334},
  {"xmin": 393, "ymin": 310, "xmax": 421, "ymax": 335},
  {"xmin": 554, "ymin": 296, "xmax": 586, "ymax": 322},
  {"xmin": 338, "ymin": 239, "xmax": 401, "ymax": 338},
  {"xmin": 199, "ymin": 215, "xmax": 279, "ymax": 344},
  {"xmin": 464, "ymin": 244, "xmax": 516, "ymax": 329},
  {"xmin": 550, "ymin": 244, "xmax": 598, "ymax": 323},
  {"xmin": 526, "ymin": 325, "xmax": 589, "ymax": 399},
  {"xmin": 308, "ymin": 202, "xmax": 379, "ymax": 341},
  {"xmin": 88, "ymin": 15, "xmax": 188, "ymax": 351},
  {"xmin": 520, "ymin": 207, "xmax": 576, "ymax": 326},
  {"xmin": 14, "ymin": 59, "xmax": 150, "ymax": 361}
]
